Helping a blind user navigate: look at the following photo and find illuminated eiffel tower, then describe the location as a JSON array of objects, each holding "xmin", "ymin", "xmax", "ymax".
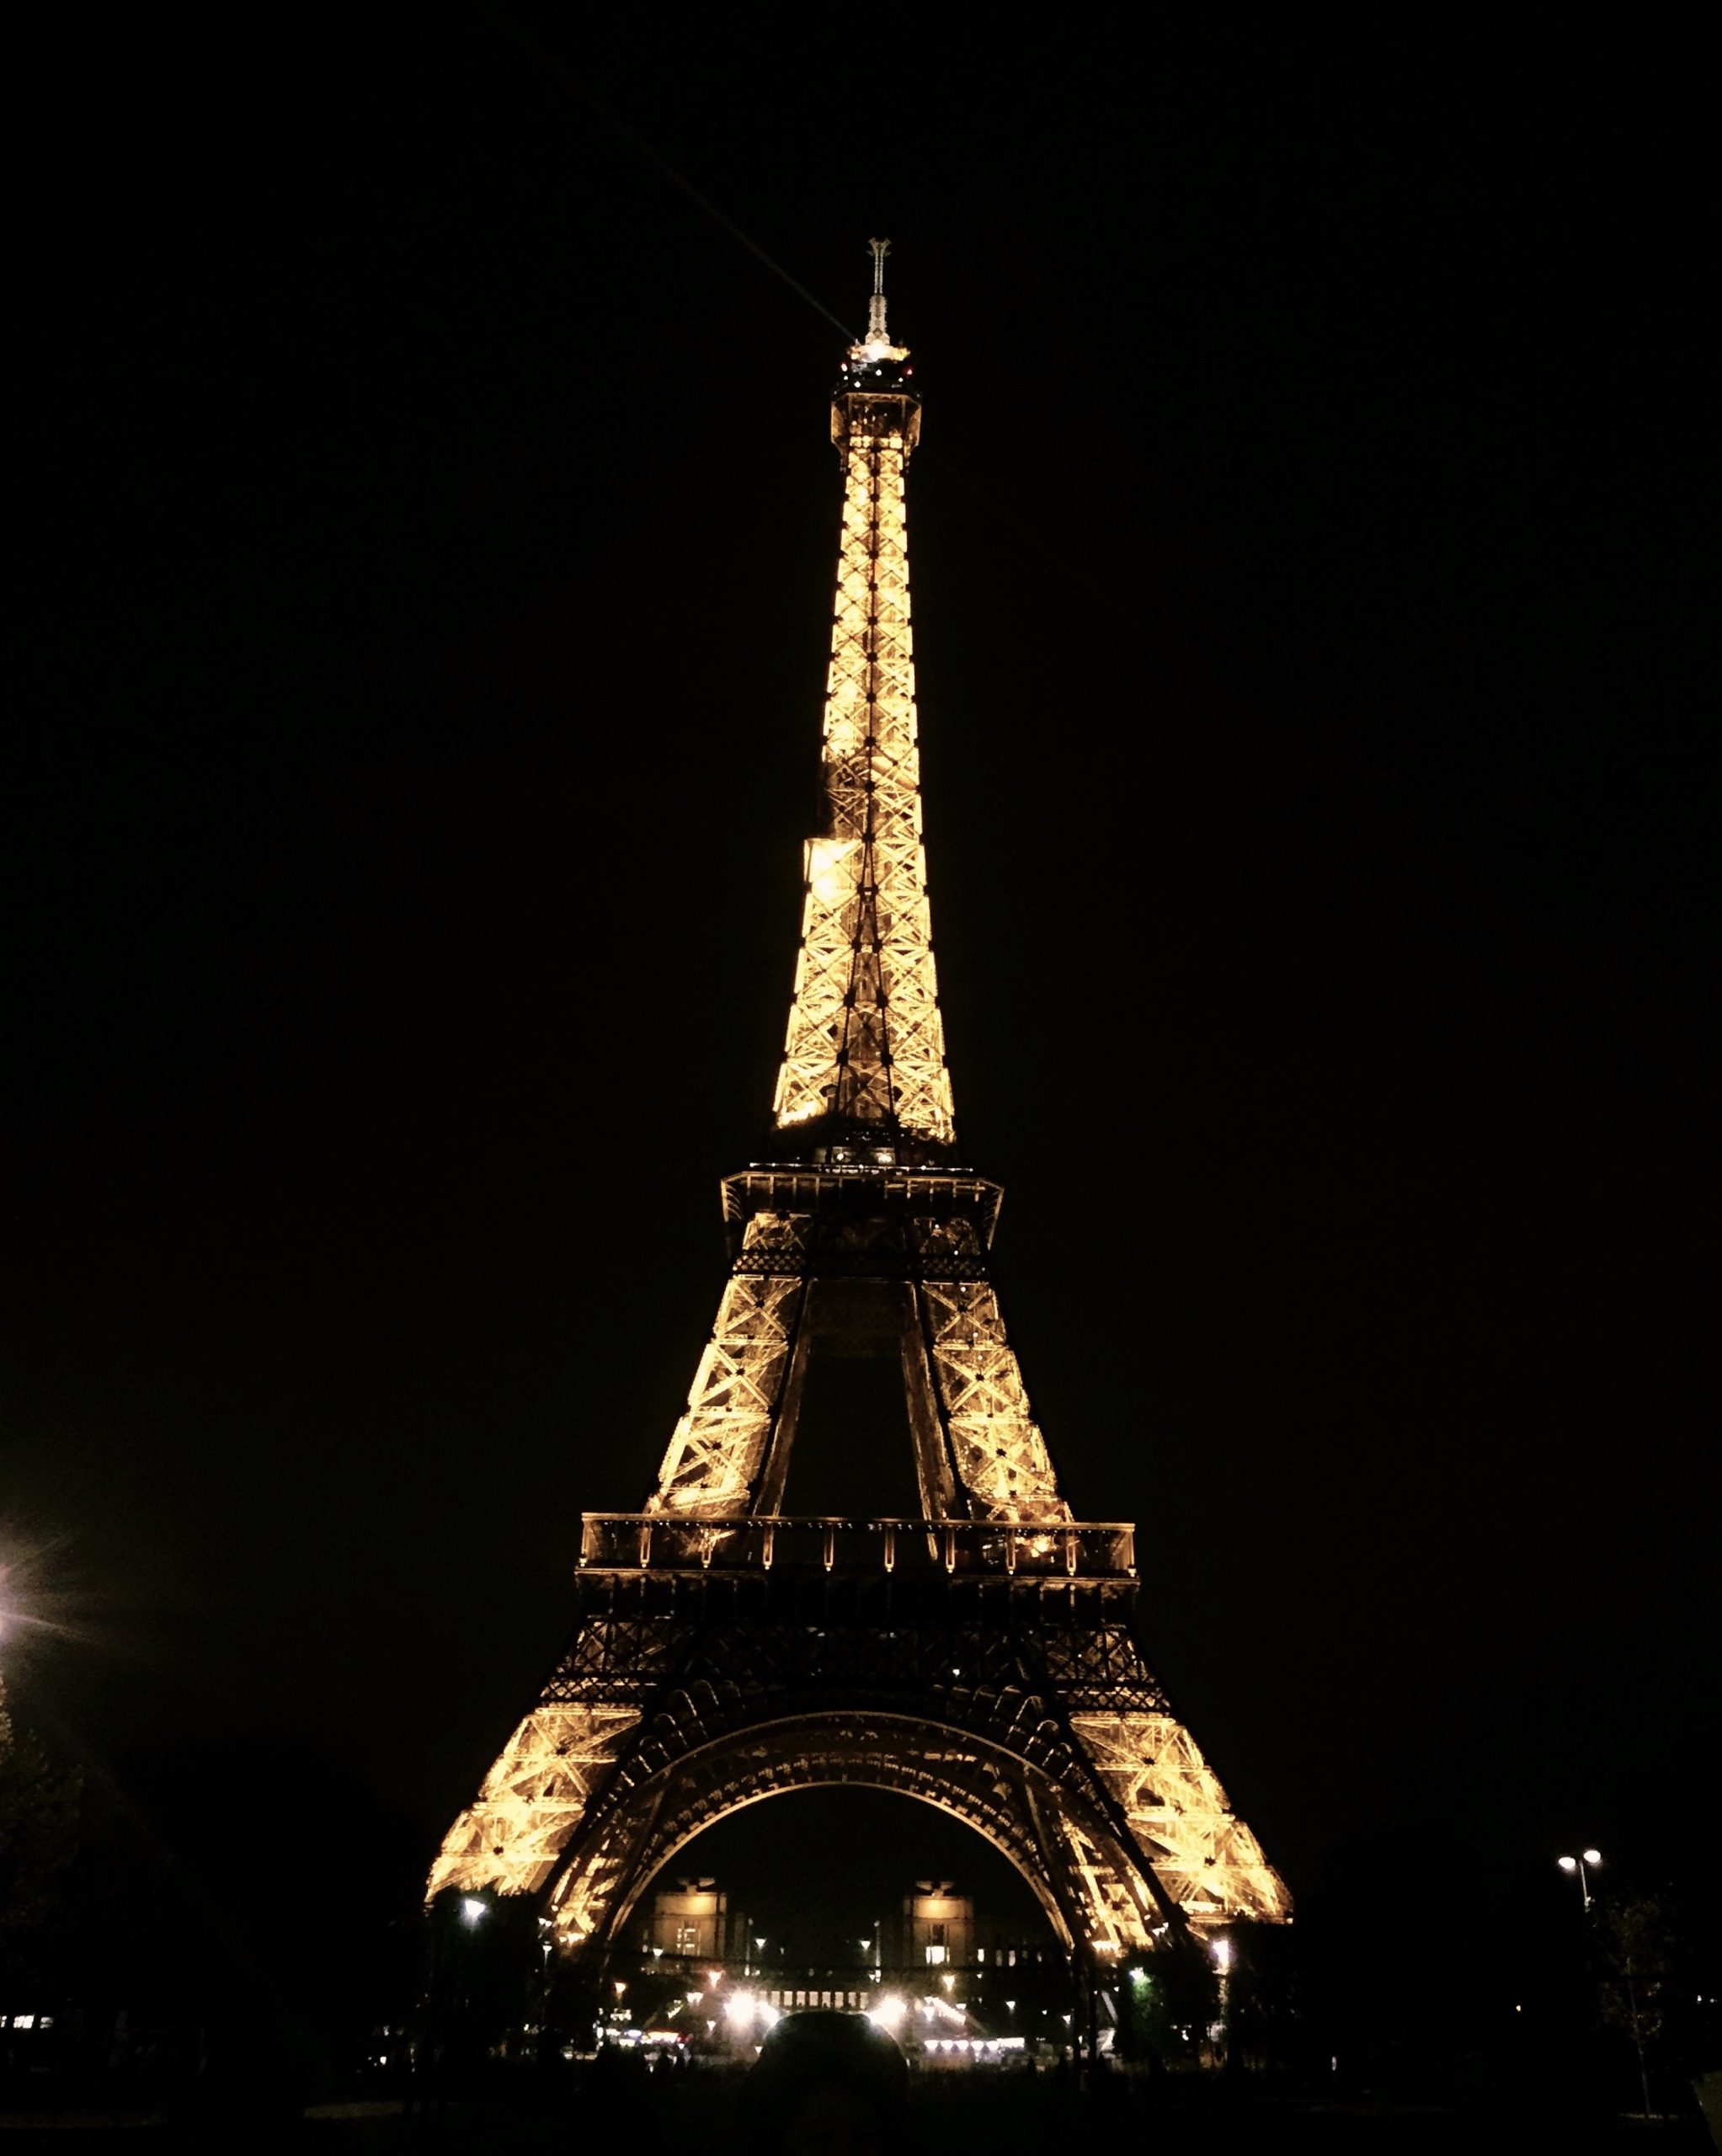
[{"xmin": 430, "ymin": 243, "xmax": 1289, "ymax": 1977}]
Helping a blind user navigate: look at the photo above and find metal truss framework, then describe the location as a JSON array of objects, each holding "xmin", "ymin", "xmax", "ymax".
[
  {"xmin": 772, "ymin": 311, "xmax": 952, "ymax": 1148},
  {"xmin": 645, "ymin": 1170, "xmax": 1069, "ymax": 1524},
  {"xmin": 431, "ymin": 250, "xmax": 1290, "ymax": 1971},
  {"xmin": 429, "ymin": 1573, "xmax": 1290, "ymax": 1952}
]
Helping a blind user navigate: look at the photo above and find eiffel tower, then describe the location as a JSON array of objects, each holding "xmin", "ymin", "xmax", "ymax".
[{"xmin": 429, "ymin": 242, "xmax": 1289, "ymax": 1978}]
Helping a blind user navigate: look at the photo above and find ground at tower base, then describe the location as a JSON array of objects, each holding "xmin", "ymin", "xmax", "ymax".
[
  {"xmin": 0, "ymin": 2054, "xmax": 1716, "ymax": 2153},
  {"xmin": 3, "ymin": 1877, "xmax": 1719, "ymax": 2151},
  {"xmin": 6, "ymin": 1753, "xmax": 1718, "ymax": 2148}
]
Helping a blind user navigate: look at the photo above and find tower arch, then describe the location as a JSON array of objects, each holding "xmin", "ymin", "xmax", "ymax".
[{"xmin": 552, "ymin": 1710, "xmax": 1117, "ymax": 1955}]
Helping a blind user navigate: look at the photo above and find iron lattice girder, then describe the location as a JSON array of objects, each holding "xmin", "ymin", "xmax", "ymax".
[
  {"xmin": 774, "ymin": 406, "xmax": 953, "ymax": 1147},
  {"xmin": 567, "ymin": 1713, "xmax": 1123, "ymax": 1956},
  {"xmin": 647, "ymin": 1168, "xmax": 1067, "ymax": 1523},
  {"xmin": 647, "ymin": 1266, "xmax": 802, "ymax": 1515},
  {"xmin": 540, "ymin": 1588, "xmax": 1176, "ymax": 1958},
  {"xmin": 429, "ymin": 1561, "xmax": 1290, "ymax": 1950}
]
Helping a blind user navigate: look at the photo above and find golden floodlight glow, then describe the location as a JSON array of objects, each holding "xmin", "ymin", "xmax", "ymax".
[
  {"xmin": 770, "ymin": 371, "xmax": 953, "ymax": 1147},
  {"xmin": 425, "ymin": 1702, "xmax": 643, "ymax": 1906},
  {"xmin": 426, "ymin": 243, "xmax": 1292, "ymax": 1961},
  {"xmin": 1069, "ymin": 1712, "xmax": 1293, "ymax": 1932}
]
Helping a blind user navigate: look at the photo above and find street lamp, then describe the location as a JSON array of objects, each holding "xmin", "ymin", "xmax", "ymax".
[
  {"xmin": 1557, "ymin": 1849, "xmax": 1603, "ymax": 1910},
  {"xmin": 1210, "ymin": 1933, "xmax": 1234, "ymax": 2065}
]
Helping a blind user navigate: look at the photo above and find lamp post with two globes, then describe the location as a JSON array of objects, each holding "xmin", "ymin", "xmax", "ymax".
[{"xmin": 1557, "ymin": 1848, "xmax": 1603, "ymax": 1911}]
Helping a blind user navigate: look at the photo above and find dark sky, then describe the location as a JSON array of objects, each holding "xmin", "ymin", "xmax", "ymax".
[{"xmin": 8, "ymin": 10, "xmax": 1714, "ymax": 1931}]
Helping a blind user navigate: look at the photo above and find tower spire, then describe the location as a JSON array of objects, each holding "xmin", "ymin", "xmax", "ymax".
[
  {"xmin": 772, "ymin": 241, "xmax": 952, "ymax": 1155},
  {"xmin": 866, "ymin": 235, "xmax": 890, "ymax": 348}
]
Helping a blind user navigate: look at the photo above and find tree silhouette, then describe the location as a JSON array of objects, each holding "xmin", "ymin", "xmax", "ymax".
[
  {"xmin": 0, "ymin": 1680, "xmax": 83, "ymax": 1985},
  {"xmin": 1594, "ymin": 1891, "xmax": 1675, "ymax": 2117}
]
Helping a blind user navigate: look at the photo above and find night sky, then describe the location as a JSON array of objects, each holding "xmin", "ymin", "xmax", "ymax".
[{"xmin": 8, "ymin": 12, "xmax": 1714, "ymax": 1951}]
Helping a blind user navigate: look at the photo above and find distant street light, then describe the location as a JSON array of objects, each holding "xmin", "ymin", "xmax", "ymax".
[
  {"xmin": 1210, "ymin": 1934, "xmax": 1236, "ymax": 2066},
  {"xmin": 1557, "ymin": 1849, "xmax": 1604, "ymax": 1911},
  {"xmin": 460, "ymin": 1897, "xmax": 487, "ymax": 1927}
]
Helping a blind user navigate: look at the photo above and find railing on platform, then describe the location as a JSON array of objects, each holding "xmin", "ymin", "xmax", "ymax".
[{"xmin": 578, "ymin": 1513, "xmax": 1136, "ymax": 1579}]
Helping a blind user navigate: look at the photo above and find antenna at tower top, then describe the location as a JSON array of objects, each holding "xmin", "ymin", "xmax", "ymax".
[
  {"xmin": 866, "ymin": 237, "xmax": 891, "ymax": 344},
  {"xmin": 844, "ymin": 237, "xmax": 909, "ymax": 374}
]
